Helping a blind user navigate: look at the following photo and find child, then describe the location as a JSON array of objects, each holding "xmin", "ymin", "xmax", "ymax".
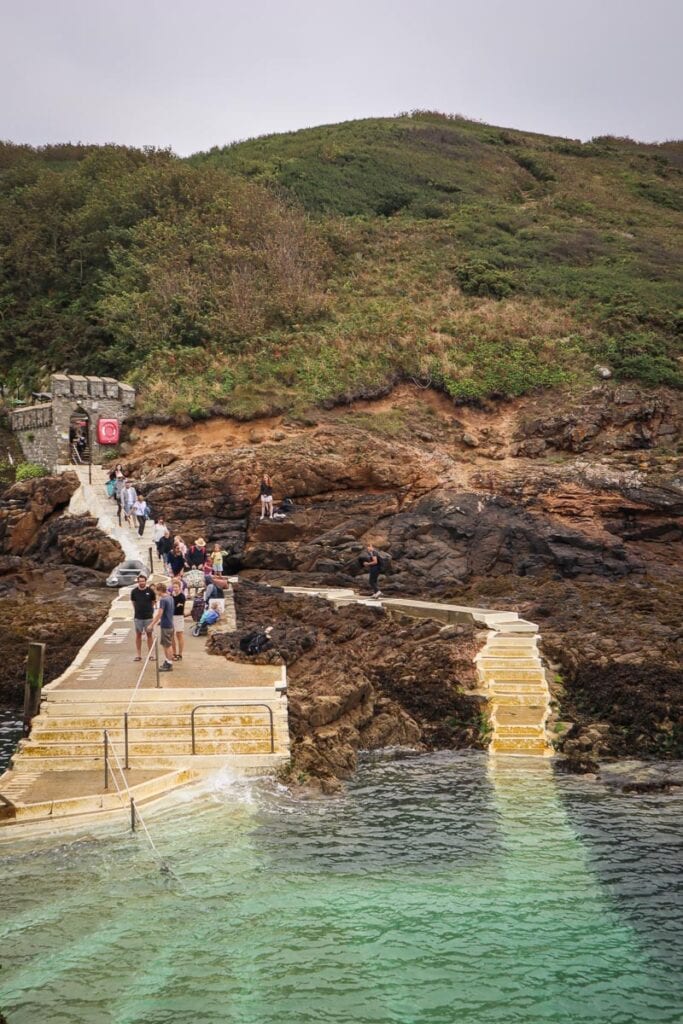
[{"xmin": 210, "ymin": 542, "xmax": 229, "ymax": 575}]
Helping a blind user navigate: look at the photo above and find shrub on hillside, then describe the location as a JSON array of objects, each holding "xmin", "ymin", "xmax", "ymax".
[{"xmin": 455, "ymin": 259, "xmax": 514, "ymax": 299}]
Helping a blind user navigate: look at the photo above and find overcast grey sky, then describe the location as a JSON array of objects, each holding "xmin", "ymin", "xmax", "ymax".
[{"xmin": 2, "ymin": 0, "xmax": 681, "ymax": 155}]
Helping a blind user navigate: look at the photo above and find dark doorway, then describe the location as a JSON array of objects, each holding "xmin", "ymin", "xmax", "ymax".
[{"xmin": 69, "ymin": 409, "xmax": 90, "ymax": 465}]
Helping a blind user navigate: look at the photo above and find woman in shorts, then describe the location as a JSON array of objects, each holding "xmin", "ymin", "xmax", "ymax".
[
  {"xmin": 171, "ymin": 579, "xmax": 187, "ymax": 661},
  {"xmin": 259, "ymin": 474, "xmax": 274, "ymax": 520}
]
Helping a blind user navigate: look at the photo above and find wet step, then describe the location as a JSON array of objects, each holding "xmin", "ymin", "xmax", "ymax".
[{"xmin": 490, "ymin": 736, "xmax": 550, "ymax": 755}]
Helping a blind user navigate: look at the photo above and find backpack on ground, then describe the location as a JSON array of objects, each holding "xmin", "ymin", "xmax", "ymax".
[
  {"xmin": 191, "ymin": 596, "xmax": 205, "ymax": 622},
  {"xmin": 239, "ymin": 631, "xmax": 270, "ymax": 655}
]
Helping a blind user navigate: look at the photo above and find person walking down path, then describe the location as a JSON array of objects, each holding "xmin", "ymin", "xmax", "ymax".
[
  {"xmin": 130, "ymin": 574, "xmax": 156, "ymax": 662},
  {"xmin": 152, "ymin": 581, "xmax": 175, "ymax": 672},
  {"xmin": 156, "ymin": 525, "xmax": 173, "ymax": 572},
  {"xmin": 171, "ymin": 579, "xmax": 187, "ymax": 661},
  {"xmin": 132, "ymin": 495, "xmax": 150, "ymax": 537},
  {"xmin": 260, "ymin": 475, "xmax": 274, "ymax": 520},
  {"xmin": 362, "ymin": 544, "xmax": 384, "ymax": 598},
  {"xmin": 122, "ymin": 480, "xmax": 137, "ymax": 526}
]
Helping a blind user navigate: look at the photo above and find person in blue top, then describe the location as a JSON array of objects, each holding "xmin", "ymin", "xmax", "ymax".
[{"xmin": 152, "ymin": 581, "xmax": 176, "ymax": 672}]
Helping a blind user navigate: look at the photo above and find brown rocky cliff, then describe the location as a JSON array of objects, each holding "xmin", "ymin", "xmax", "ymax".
[
  {"xmin": 208, "ymin": 588, "xmax": 484, "ymax": 792},
  {"xmin": 0, "ymin": 474, "xmax": 124, "ymax": 702},
  {"xmin": 121, "ymin": 383, "xmax": 683, "ymax": 762}
]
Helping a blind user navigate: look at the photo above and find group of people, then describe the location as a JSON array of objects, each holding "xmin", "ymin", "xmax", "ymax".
[
  {"xmin": 106, "ymin": 465, "xmax": 151, "ymax": 536},
  {"xmin": 112, "ymin": 462, "xmax": 386, "ymax": 665},
  {"xmin": 129, "ymin": 530, "xmax": 231, "ymax": 670},
  {"xmin": 130, "ymin": 574, "xmax": 190, "ymax": 671}
]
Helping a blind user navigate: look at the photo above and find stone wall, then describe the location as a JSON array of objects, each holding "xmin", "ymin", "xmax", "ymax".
[
  {"xmin": 10, "ymin": 374, "xmax": 136, "ymax": 468},
  {"xmin": 10, "ymin": 404, "xmax": 57, "ymax": 466}
]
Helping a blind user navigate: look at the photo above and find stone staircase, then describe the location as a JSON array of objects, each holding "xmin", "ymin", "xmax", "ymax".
[
  {"xmin": 12, "ymin": 685, "xmax": 289, "ymax": 773},
  {"xmin": 476, "ymin": 632, "xmax": 553, "ymax": 756}
]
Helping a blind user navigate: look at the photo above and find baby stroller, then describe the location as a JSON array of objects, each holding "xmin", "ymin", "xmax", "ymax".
[{"xmin": 191, "ymin": 607, "xmax": 220, "ymax": 637}]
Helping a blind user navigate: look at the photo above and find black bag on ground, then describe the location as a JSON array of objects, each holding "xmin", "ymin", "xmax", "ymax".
[
  {"xmin": 191, "ymin": 596, "xmax": 205, "ymax": 622},
  {"xmin": 239, "ymin": 631, "xmax": 270, "ymax": 655}
]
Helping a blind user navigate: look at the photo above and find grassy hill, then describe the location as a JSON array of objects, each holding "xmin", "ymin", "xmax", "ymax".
[{"xmin": 1, "ymin": 113, "xmax": 681, "ymax": 419}]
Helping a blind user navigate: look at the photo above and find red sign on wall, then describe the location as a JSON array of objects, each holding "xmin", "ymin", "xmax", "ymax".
[{"xmin": 97, "ymin": 419, "xmax": 120, "ymax": 445}]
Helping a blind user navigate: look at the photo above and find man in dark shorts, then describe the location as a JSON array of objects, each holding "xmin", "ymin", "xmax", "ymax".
[
  {"xmin": 152, "ymin": 581, "xmax": 176, "ymax": 672},
  {"xmin": 131, "ymin": 573, "xmax": 156, "ymax": 661},
  {"xmin": 362, "ymin": 544, "xmax": 383, "ymax": 598}
]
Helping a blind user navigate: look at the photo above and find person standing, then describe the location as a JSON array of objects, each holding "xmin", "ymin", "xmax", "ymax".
[
  {"xmin": 130, "ymin": 573, "xmax": 156, "ymax": 661},
  {"xmin": 259, "ymin": 474, "xmax": 274, "ymax": 520},
  {"xmin": 363, "ymin": 544, "xmax": 384, "ymax": 598},
  {"xmin": 168, "ymin": 543, "xmax": 187, "ymax": 579},
  {"xmin": 132, "ymin": 495, "xmax": 149, "ymax": 537},
  {"xmin": 171, "ymin": 579, "xmax": 187, "ymax": 661},
  {"xmin": 153, "ymin": 516, "xmax": 167, "ymax": 552},
  {"xmin": 152, "ymin": 581, "xmax": 175, "ymax": 672},
  {"xmin": 210, "ymin": 542, "xmax": 229, "ymax": 575}
]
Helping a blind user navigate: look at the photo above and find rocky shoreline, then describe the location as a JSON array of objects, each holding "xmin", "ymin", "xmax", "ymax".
[
  {"xmin": 0, "ymin": 472, "xmax": 122, "ymax": 703},
  {"xmin": 1, "ymin": 382, "xmax": 681, "ymax": 786},
  {"xmin": 209, "ymin": 585, "xmax": 486, "ymax": 792}
]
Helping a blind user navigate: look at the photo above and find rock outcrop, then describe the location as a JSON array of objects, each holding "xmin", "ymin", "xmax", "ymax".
[
  {"xmin": 208, "ymin": 587, "xmax": 484, "ymax": 792},
  {"xmin": 0, "ymin": 474, "xmax": 123, "ymax": 702},
  {"xmin": 125, "ymin": 382, "xmax": 681, "ymax": 765}
]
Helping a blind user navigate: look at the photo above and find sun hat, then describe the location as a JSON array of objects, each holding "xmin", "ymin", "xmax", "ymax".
[{"xmin": 195, "ymin": 537, "xmax": 206, "ymax": 547}]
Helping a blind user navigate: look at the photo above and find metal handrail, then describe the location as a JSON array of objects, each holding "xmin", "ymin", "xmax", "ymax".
[{"xmin": 190, "ymin": 703, "xmax": 275, "ymax": 755}]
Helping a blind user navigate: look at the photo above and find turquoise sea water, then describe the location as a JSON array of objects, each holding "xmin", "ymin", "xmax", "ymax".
[{"xmin": 0, "ymin": 744, "xmax": 681, "ymax": 1024}]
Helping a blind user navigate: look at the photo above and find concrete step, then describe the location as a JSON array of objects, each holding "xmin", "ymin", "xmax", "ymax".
[
  {"xmin": 490, "ymin": 736, "xmax": 551, "ymax": 755},
  {"xmin": 478, "ymin": 657, "xmax": 541, "ymax": 670},
  {"xmin": 5, "ymin": 770, "xmax": 196, "ymax": 823},
  {"xmin": 482, "ymin": 669, "xmax": 547, "ymax": 682},
  {"xmin": 18, "ymin": 738, "xmax": 282, "ymax": 758},
  {"xmin": 41, "ymin": 698, "xmax": 285, "ymax": 718},
  {"xmin": 28, "ymin": 724, "xmax": 282, "ymax": 743},
  {"xmin": 489, "ymin": 681, "xmax": 547, "ymax": 693},
  {"xmin": 43, "ymin": 685, "xmax": 282, "ymax": 703},
  {"xmin": 491, "ymin": 693, "xmax": 547, "ymax": 707},
  {"xmin": 493, "ymin": 723, "xmax": 546, "ymax": 737},
  {"xmin": 6, "ymin": 753, "xmax": 289, "ymax": 774},
  {"xmin": 32, "ymin": 711, "xmax": 287, "ymax": 732}
]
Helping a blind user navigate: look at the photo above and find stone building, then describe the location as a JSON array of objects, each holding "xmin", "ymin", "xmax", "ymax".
[{"xmin": 9, "ymin": 373, "xmax": 135, "ymax": 468}]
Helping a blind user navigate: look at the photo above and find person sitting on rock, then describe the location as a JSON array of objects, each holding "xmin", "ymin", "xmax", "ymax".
[
  {"xmin": 204, "ymin": 575, "xmax": 226, "ymax": 616},
  {"xmin": 259, "ymin": 474, "xmax": 274, "ymax": 520}
]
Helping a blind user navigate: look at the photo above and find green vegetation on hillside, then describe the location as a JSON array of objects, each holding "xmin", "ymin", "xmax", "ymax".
[{"xmin": 1, "ymin": 113, "xmax": 681, "ymax": 418}]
